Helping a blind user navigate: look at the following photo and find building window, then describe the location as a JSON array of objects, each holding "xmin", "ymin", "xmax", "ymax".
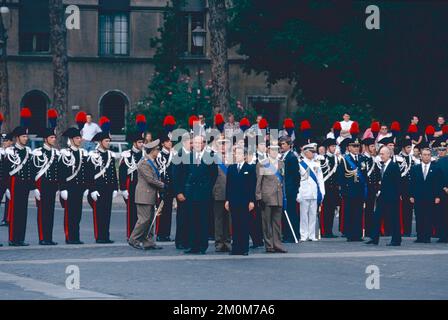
[
  {"xmin": 99, "ymin": 91, "xmax": 128, "ymax": 134},
  {"xmin": 99, "ymin": 13, "xmax": 129, "ymax": 56},
  {"xmin": 19, "ymin": 0, "xmax": 50, "ymax": 54},
  {"xmin": 180, "ymin": 12, "xmax": 206, "ymax": 56},
  {"xmin": 21, "ymin": 90, "xmax": 50, "ymax": 134}
]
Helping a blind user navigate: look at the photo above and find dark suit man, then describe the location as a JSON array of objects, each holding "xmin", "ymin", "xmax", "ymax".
[
  {"xmin": 337, "ymin": 138, "xmax": 368, "ymax": 241},
  {"xmin": 225, "ymin": 147, "xmax": 256, "ymax": 255},
  {"xmin": 434, "ymin": 140, "xmax": 448, "ymax": 243},
  {"xmin": 183, "ymin": 135, "xmax": 218, "ymax": 254},
  {"xmin": 279, "ymin": 136, "xmax": 300, "ymax": 242},
  {"xmin": 410, "ymin": 148, "xmax": 443, "ymax": 243},
  {"xmin": 366, "ymin": 146, "xmax": 402, "ymax": 246},
  {"xmin": 173, "ymin": 133, "xmax": 192, "ymax": 249}
]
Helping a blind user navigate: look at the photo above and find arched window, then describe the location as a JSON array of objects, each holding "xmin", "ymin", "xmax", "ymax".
[
  {"xmin": 99, "ymin": 90, "xmax": 128, "ymax": 134},
  {"xmin": 20, "ymin": 90, "xmax": 50, "ymax": 134}
]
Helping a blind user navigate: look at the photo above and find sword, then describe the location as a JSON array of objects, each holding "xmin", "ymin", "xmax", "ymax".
[
  {"xmin": 283, "ymin": 209, "xmax": 299, "ymax": 244},
  {"xmin": 149, "ymin": 200, "xmax": 165, "ymax": 235}
]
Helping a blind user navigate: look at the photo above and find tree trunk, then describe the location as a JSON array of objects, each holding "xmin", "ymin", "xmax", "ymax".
[
  {"xmin": 208, "ymin": 0, "xmax": 230, "ymax": 116},
  {"xmin": 0, "ymin": 18, "xmax": 10, "ymax": 132},
  {"xmin": 49, "ymin": 0, "xmax": 69, "ymax": 146}
]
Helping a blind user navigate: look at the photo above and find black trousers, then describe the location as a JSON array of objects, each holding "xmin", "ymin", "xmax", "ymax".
[
  {"xmin": 344, "ymin": 196, "xmax": 364, "ymax": 240},
  {"xmin": 0, "ymin": 183, "xmax": 7, "ymax": 222},
  {"xmin": 363, "ymin": 184, "xmax": 377, "ymax": 238},
  {"xmin": 2, "ymin": 198, "xmax": 9, "ymax": 222},
  {"xmin": 401, "ymin": 195, "xmax": 414, "ymax": 236},
  {"xmin": 249, "ymin": 202, "xmax": 264, "ymax": 246},
  {"xmin": 62, "ymin": 184, "xmax": 86, "ymax": 242},
  {"xmin": 157, "ymin": 193, "xmax": 174, "ymax": 238},
  {"xmin": 36, "ymin": 178, "xmax": 58, "ymax": 242},
  {"xmin": 437, "ymin": 194, "xmax": 448, "ymax": 241},
  {"xmin": 320, "ymin": 186, "xmax": 339, "ymax": 236},
  {"xmin": 231, "ymin": 205, "xmax": 250, "ymax": 254},
  {"xmin": 8, "ymin": 177, "xmax": 32, "ymax": 243},
  {"xmin": 175, "ymin": 199, "xmax": 189, "ymax": 248},
  {"xmin": 414, "ymin": 200, "xmax": 435, "ymax": 242},
  {"xmin": 371, "ymin": 197, "xmax": 401, "ymax": 244},
  {"xmin": 124, "ymin": 180, "xmax": 138, "ymax": 239},
  {"xmin": 282, "ymin": 194, "xmax": 299, "ymax": 241},
  {"xmin": 89, "ymin": 187, "xmax": 114, "ymax": 241},
  {"xmin": 187, "ymin": 200, "xmax": 210, "ymax": 252}
]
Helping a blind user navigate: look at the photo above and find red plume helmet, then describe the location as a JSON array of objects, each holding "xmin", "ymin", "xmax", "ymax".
[
  {"xmin": 99, "ymin": 116, "xmax": 111, "ymax": 133},
  {"xmin": 163, "ymin": 115, "xmax": 176, "ymax": 126},
  {"xmin": 20, "ymin": 107, "xmax": 32, "ymax": 128},
  {"xmin": 239, "ymin": 117, "xmax": 250, "ymax": 131},
  {"xmin": 300, "ymin": 120, "xmax": 311, "ymax": 131},
  {"xmin": 349, "ymin": 121, "xmax": 360, "ymax": 135},
  {"xmin": 332, "ymin": 121, "xmax": 342, "ymax": 131},
  {"xmin": 135, "ymin": 114, "xmax": 147, "ymax": 133},
  {"xmin": 214, "ymin": 113, "xmax": 224, "ymax": 126},
  {"xmin": 47, "ymin": 109, "xmax": 58, "ymax": 128},
  {"xmin": 391, "ymin": 121, "xmax": 401, "ymax": 132},
  {"xmin": 283, "ymin": 118, "xmax": 295, "ymax": 129},
  {"xmin": 442, "ymin": 125, "xmax": 448, "ymax": 135},
  {"xmin": 189, "ymin": 115, "xmax": 199, "ymax": 128},
  {"xmin": 258, "ymin": 118, "xmax": 268, "ymax": 129},
  {"xmin": 371, "ymin": 121, "xmax": 380, "ymax": 133},
  {"xmin": 425, "ymin": 125, "xmax": 435, "ymax": 136}
]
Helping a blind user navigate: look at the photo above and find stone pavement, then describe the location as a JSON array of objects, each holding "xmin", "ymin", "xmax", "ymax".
[{"xmin": 0, "ymin": 202, "xmax": 447, "ymax": 300}]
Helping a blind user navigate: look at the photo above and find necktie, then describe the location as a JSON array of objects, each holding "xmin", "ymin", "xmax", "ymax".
[
  {"xmin": 196, "ymin": 154, "xmax": 200, "ymax": 166},
  {"xmin": 238, "ymin": 163, "xmax": 242, "ymax": 172},
  {"xmin": 423, "ymin": 164, "xmax": 428, "ymax": 180},
  {"xmin": 380, "ymin": 161, "xmax": 385, "ymax": 178}
]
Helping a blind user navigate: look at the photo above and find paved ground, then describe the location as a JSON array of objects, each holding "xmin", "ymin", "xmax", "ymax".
[{"xmin": 0, "ymin": 200, "xmax": 447, "ymax": 300}]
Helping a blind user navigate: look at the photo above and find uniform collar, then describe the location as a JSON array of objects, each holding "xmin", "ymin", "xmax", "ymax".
[
  {"xmin": 43, "ymin": 143, "xmax": 52, "ymax": 151},
  {"xmin": 15, "ymin": 143, "xmax": 25, "ymax": 150},
  {"xmin": 326, "ymin": 151, "xmax": 335, "ymax": 157},
  {"xmin": 132, "ymin": 146, "xmax": 141, "ymax": 153},
  {"xmin": 97, "ymin": 147, "xmax": 107, "ymax": 153},
  {"xmin": 162, "ymin": 147, "xmax": 171, "ymax": 154}
]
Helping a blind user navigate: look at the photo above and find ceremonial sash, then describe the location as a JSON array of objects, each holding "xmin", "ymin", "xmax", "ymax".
[
  {"xmin": 215, "ymin": 153, "xmax": 228, "ymax": 175},
  {"xmin": 263, "ymin": 161, "xmax": 287, "ymax": 208},
  {"xmin": 9, "ymin": 149, "xmax": 30, "ymax": 176},
  {"xmin": 147, "ymin": 159, "xmax": 160, "ymax": 179},
  {"xmin": 35, "ymin": 149, "xmax": 56, "ymax": 181},
  {"xmin": 344, "ymin": 155, "xmax": 367, "ymax": 198},
  {"xmin": 94, "ymin": 151, "xmax": 113, "ymax": 180},
  {"xmin": 299, "ymin": 160, "xmax": 323, "ymax": 205}
]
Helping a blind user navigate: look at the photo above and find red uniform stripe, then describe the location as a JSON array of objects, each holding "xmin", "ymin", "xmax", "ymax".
[
  {"xmin": 339, "ymin": 197, "xmax": 345, "ymax": 233},
  {"xmin": 126, "ymin": 177, "xmax": 131, "ymax": 238},
  {"xmin": 64, "ymin": 200, "xmax": 69, "ymax": 241},
  {"xmin": 36, "ymin": 178, "xmax": 44, "ymax": 241},
  {"xmin": 8, "ymin": 176, "xmax": 15, "ymax": 242}
]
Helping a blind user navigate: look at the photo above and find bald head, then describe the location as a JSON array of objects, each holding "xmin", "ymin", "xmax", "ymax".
[{"xmin": 379, "ymin": 145, "xmax": 392, "ymax": 162}]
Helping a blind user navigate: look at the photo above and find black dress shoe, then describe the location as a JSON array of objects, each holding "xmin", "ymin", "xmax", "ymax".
[
  {"xmin": 129, "ymin": 242, "xmax": 145, "ymax": 250},
  {"xmin": 39, "ymin": 240, "xmax": 58, "ymax": 246},
  {"xmin": 96, "ymin": 239, "xmax": 114, "ymax": 244},
  {"xmin": 66, "ymin": 240, "xmax": 84, "ymax": 245},
  {"xmin": 145, "ymin": 245, "xmax": 163, "ymax": 250},
  {"xmin": 274, "ymin": 248, "xmax": 288, "ymax": 253},
  {"xmin": 0, "ymin": 243, "xmax": 3, "ymax": 247},
  {"xmin": 282, "ymin": 239, "xmax": 295, "ymax": 243},
  {"xmin": 437, "ymin": 239, "xmax": 448, "ymax": 243},
  {"xmin": 17, "ymin": 242, "xmax": 29, "ymax": 247},
  {"xmin": 176, "ymin": 244, "xmax": 187, "ymax": 250},
  {"xmin": 9, "ymin": 241, "xmax": 19, "ymax": 246},
  {"xmin": 184, "ymin": 249, "xmax": 199, "ymax": 254},
  {"xmin": 365, "ymin": 240, "xmax": 378, "ymax": 245},
  {"xmin": 386, "ymin": 243, "xmax": 401, "ymax": 246}
]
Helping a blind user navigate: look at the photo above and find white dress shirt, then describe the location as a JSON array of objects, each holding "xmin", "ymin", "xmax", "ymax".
[{"xmin": 81, "ymin": 122, "xmax": 102, "ymax": 141}]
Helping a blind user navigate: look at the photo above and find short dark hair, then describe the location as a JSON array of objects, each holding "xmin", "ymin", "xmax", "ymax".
[
  {"xmin": 279, "ymin": 136, "xmax": 292, "ymax": 146},
  {"xmin": 86, "ymin": 113, "xmax": 93, "ymax": 117}
]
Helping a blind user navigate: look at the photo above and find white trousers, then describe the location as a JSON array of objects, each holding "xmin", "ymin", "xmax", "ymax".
[{"xmin": 299, "ymin": 199, "xmax": 318, "ymax": 240}]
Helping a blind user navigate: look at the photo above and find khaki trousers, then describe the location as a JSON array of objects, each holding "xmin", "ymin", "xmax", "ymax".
[
  {"xmin": 214, "ymin": 200, "xmax": 231, "ymax": 250},
  {"xmin": 129, "ymin": 204, "xmax": 156, "ymax": 248},
  {"xmin": 261, "ymin": 206, "xmax": 284, "ymax": 250}
]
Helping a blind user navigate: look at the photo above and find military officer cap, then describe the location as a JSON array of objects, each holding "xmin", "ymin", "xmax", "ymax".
[
  {"xmin": 160, "ymin": 134, "xmax": 171, "ymax": 144},
  {"xmin": 38, "ymin": 128, "xmax": 56, "ymax": 139},
  {"xmin": 432, "ymin": 138, "xmax": 447, "ymax": 150},
  {"xmin": 12, "ymin": 126, "xmax": 28, "ymax": 137},
  {"xmin": 1, "ymin": 133, "xmax": 13, "ymax": 141},
  {"xmin": 399, "ymin": 138, "xmax": 412, "ymax": 149},
  {"xmin": 302, "ymin": 143, "xmax": 317, "ymax": 152},
  {"xmin": 143, "ymin": 139, "xmax": 160, "ymax": 151},
  {"xmin": 347, "ymin": 137, "xmax": 361, "ymax": 146},
  {"xmin": 378, "ymin": 136, "xmax": 394, "ymax": 146},
  {"xmin": 322, "ymin": 138, "xmax": 337, "ymax": 147},
  {"xmin": 62, "ymin": 127, "xmax": 82, "ymax": 139},
  {"xmin": 339, "ymin": 138, "xmax": 350, "ymax": 153},
  {"xmin": 92, "ymin": 132, "xmax": 111, "ymax": 142},
  {"xmin": 361, "ymin": 137, "xmax": 375, "ymax": 146},
  {"xmin": 126, "ymin": 132, "xmax": 144, "ymax": 143}
]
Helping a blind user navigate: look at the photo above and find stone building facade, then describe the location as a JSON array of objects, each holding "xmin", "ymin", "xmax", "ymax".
[{"xmin": 4, "ymin": 0, "xmax": 296, "ymax": 137}]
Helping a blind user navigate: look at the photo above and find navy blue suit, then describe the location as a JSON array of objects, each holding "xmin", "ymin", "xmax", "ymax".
[
  {"xmin": 338, "ymin": 154, "xmax": 368, "ymax": 241},
  {"xmin": 183, "ymin": 151, "xmax": 218, "ymax": 252},
  {"xmin": 226, "ymin": 163, "xmax": 256, "ymax": 254},
  {"xmin": 436, "ymin": 156, "xmax": 448, "ymax": 241},
  {"xmin": 370, "ymin": 161, "xmax": 402, "ymax": 244},
  {"xmin": 281, "ymin": 151, "xmax": 300, "ymax": 241},
  {"xmin": 410, "ymin": 162, "xmax": 443, "ymax": 242}
]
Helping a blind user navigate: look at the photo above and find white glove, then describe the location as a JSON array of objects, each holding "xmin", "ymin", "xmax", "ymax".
[
  {"xmin": 112, "ymin": 190, "xmax": 118, "ymax": 198},
  {"xmin": 90, "ymin": 191, "xmax": 100, "ymax": 202},
  {"xmin": 61, "ymin": 190, "xmax": 68, "ymax": 201},
  {"xmin": 121, "ymin": 190, "xmax": 129, "ymax": 200},
  {"xmin": 5, "ymin": 189, "xmax": 10, "ymax": 200},
  {"xmin": 83, "ymin": 189, "xmax": 89, "ymax": 198},
  {"xmin": 34, "ymin": 189, "xmax": 41, "ymax": 201}
]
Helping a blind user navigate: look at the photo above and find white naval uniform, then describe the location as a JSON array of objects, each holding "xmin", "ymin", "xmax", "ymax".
[{"xmin": 296, "ymin": 157, "xmax": 326, "ymax": 241}]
